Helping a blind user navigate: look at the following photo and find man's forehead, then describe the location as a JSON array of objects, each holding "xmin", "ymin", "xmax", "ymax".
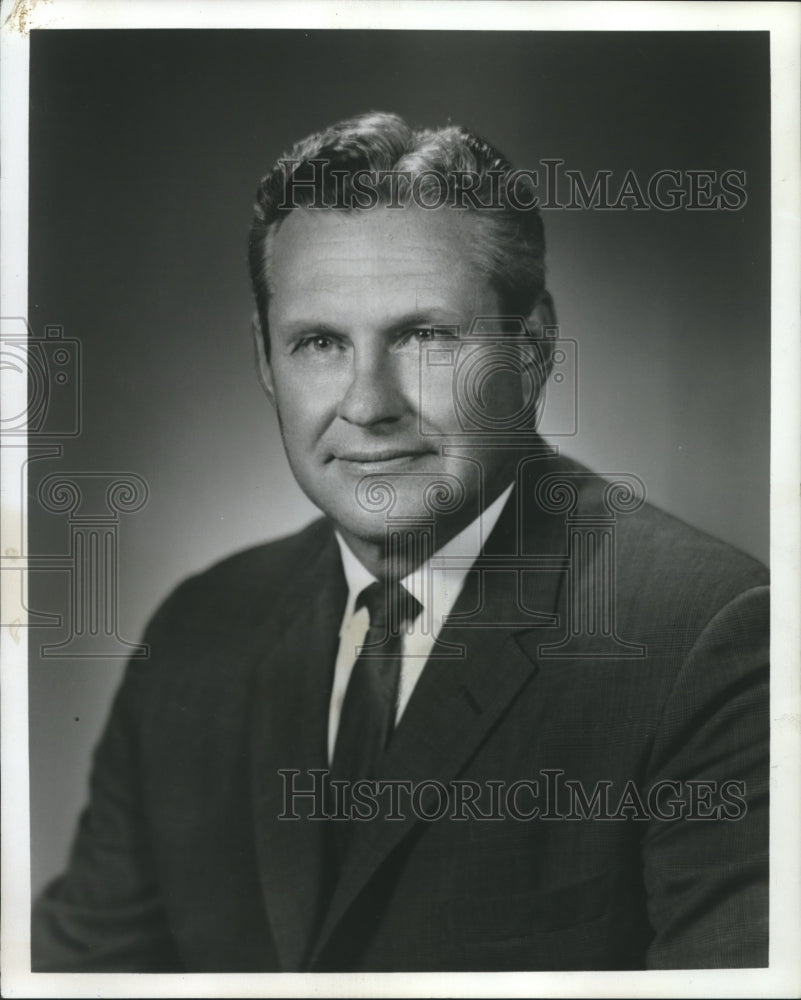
[{"xmin": 268, "ymin": 206, "xmax": 481, "ymax": 286}]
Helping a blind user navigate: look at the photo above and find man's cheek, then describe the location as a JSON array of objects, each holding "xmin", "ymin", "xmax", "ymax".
[
  {"xmin": 275, "ymin": 385, "xmax": 330, "ymax": 431},
  {"xmin": 419, "ymin": 371, "xmax": 463, "ymax": 436}
]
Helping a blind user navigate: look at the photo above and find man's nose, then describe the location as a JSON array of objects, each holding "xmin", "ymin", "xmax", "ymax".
[{"xmin": 336, "ymin": 347, "xmax": 406, "ymax": 427}]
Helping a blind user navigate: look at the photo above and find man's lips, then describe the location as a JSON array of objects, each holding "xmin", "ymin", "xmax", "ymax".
[{"xmin": 331, "ymin": 449, "xmax": 430, "ymax": 466}]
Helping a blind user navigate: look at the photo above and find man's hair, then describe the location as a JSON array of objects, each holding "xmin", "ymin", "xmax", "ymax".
[{"xmin": 248, "ymin": 111, "xmax": 548, "ymax": 355}]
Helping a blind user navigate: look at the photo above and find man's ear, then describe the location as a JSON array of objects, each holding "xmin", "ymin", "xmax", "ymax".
[
  {"xmin": 524, "ymin": 290, "xmax": 558, "ymax": 388},
  {"xmin": 252, "ymin": 315, "xmax": 276, "ymax": 405}
]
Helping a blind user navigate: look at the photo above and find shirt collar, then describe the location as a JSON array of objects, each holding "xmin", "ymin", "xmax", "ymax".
[{"xmin": 334, "ymin": 481, "xmax": 514, "ymax": 627}]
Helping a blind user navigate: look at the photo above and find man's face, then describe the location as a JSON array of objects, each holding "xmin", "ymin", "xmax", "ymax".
[{"xmin": 262, "ymin": 206, "xmax": 537, "ymax": 552}]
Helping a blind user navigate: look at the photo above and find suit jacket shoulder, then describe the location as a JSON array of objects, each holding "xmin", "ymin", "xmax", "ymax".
[
  {"xmin": 148, "ymin": 516, "xmax": 336, "ymax": 636},
  {"xmin": 525, "ymin": 448, "xmax": 767, "ymax": 624}
]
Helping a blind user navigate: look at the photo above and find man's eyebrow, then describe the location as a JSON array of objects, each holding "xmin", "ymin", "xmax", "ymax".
[
  {"xmin": 276, "ymin": 320, "xmax": 346, "ymax": 339},
  {"xmin": 387, "ymin": 311, "xmax": 462, "ymax": 333},
  {"xmin": 276, "ymin": 311, "xmax": 463, "ymax": 339}
]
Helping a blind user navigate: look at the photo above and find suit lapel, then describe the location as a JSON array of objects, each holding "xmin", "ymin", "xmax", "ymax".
[
  {"xmin": 309, "ymin": 448, "xmax": 571, "ymax": 967},
  {"xmin": 249, "ymin": 526, "xmax": 347, "ymax": 971},
  {"xmin": 309, "ymin": 628, "xmax": 542, "ymax": 967}
]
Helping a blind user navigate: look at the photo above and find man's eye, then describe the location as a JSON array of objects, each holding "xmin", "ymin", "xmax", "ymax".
[
  {"xmin": 403, "ymin": 326, "xmax": 459, "ymax": 343},
  {"xmin": 296, "ymin": 335, "xmax": 337, "ymax": 353}
]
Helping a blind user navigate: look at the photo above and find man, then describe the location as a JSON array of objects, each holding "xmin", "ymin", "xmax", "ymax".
[{"xmin": 32, "ymin": 112, "xmax": 769, "ymax": 972}]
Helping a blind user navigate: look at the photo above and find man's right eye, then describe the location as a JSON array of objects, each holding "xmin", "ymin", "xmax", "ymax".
[{"xmin": 295, "ymin": 335, "xmax": 338, "ymax": 353}]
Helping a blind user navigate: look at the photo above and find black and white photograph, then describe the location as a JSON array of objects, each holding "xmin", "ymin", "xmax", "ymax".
[{"xmin": 1, "ymin": 2, "xmax": 799, "ymax": 996}]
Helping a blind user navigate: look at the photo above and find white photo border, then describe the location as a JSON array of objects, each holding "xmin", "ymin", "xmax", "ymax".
[{"xmin": 2, "ymin": 2, "xmax": 799, "ymax": 997}]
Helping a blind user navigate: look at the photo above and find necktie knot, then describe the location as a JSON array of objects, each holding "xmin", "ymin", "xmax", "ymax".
[{"xmin": 356, "ymin": 580, "xmax": 422, "ymax": 637}]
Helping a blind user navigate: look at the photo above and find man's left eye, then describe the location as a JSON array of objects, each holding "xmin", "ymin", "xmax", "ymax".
[{"xmin": 404, "ymin": 326, "xmax": 459, "ymax": 342}]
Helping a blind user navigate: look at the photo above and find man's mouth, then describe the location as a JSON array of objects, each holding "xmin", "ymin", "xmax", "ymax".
[{"xmin": 332, "ymin": 449, "xmax": 429, "ymax": 469}]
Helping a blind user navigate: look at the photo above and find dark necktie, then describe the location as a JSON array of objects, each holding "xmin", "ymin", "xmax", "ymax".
[{"xmin": 331, "ymin": 580, "xmax": 422, "ymax": 788}]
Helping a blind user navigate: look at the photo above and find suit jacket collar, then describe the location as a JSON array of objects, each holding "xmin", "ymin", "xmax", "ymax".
[{"xmin": 249, "ymin": 528, "xmax": 347, "ymax": 971}]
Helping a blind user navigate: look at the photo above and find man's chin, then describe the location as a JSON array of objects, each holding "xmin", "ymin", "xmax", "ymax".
[
  {"xmin": 327, "ymin": 490, "xmax": 478, "ymax": 548},
  {"xmin": 328, "ymin": 507, "xmax": 417, "ymax": 545},
  {"xmin": 299, "ymin": 464, "xmax": 481, "ymax": 547}
]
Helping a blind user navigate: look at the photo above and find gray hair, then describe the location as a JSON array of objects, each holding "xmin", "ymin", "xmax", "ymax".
[{"xmin": 248, "ymin": 111, "xmax": 549, "ymax": 355}]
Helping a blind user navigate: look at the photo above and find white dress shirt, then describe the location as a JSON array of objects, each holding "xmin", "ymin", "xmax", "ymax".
[{"xmin": 327, "ymin": 482, "xmax": 514, "ymax": 763}]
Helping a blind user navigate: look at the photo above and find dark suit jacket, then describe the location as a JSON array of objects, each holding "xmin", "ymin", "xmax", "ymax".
[{"xmin": 32, "ymin": 448, "xmax": 769, "ymax": 972}]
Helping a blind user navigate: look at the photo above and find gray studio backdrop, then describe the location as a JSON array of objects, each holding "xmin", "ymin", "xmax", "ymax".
[{"xmin": 27, "ymin": 30, "xmax": 770, "ymax": 895}]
